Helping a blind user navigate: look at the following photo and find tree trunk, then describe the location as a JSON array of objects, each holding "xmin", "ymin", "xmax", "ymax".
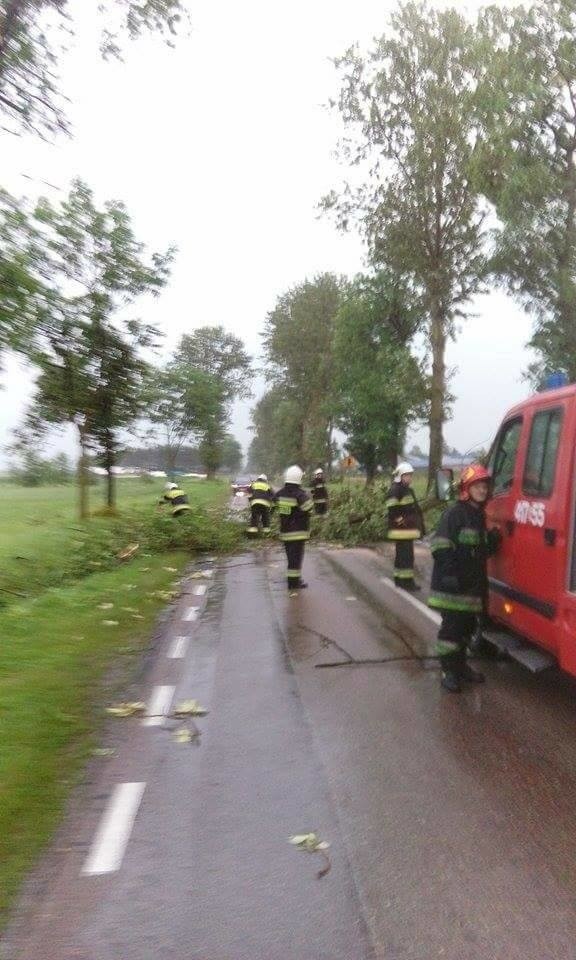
[
  {"xmin": 556, "ymin": 144, "xmax": 576, "ymax": 376},
  {"xmin": 427, "ymin": 304, "xmax": 446, "ymax": 490},
  {"xmin": 77, "ymin": 425, "xmax": 89, "ymax": 521},
  {"xmin": 364, "ymin": 444, "xmax": 377, "ymax": 486},
  {"xmin": 325, "ymin": 418, "xmax": 333, "ymax": 478},
  {"xmin": 107, "ymin": 467, "xmax": 116, "ymax": 509}
]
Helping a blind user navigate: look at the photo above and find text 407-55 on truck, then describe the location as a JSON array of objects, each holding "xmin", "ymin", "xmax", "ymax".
[{"xmin": 478, "ymin": 381, "xmax": 576, "ymax": 676}]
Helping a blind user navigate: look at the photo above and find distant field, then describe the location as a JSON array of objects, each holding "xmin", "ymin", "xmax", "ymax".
[{"xmin": 0, "ymin": 477, "xmax": 229, "ymax": 568}]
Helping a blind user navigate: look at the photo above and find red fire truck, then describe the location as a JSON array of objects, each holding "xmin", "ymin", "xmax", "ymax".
[{"xmin": 481, "ymin": 382, "xmax": 576, "ymax": 675}]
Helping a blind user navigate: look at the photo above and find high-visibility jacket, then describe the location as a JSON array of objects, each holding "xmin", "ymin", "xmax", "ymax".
[
  {"xmin": 429, "ymin": 500, "xmax": 500, "ymax": 613},
  {"xmin": 385, "ymin": 482, "xmax": 423, "ymax": 541},
  {"xmin": 273, "ymin": 483, "xmax": 313, "ymax": 541},
  {"xmin": 161, "ymin": 488, "xmax": 191, "ymax": 516},
  {"xmin": 311, "ymin": 477, "xmax": 328, "ymax": 505},
  {"xmin": 249, "ymin": 480, "xmax": 274, "ymax": 508}
]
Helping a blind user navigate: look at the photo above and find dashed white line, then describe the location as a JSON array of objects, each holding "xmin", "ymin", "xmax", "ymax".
[
  {"xmin": 142, "ymin": 685, "xmax": 175, "ymax": 726},
  {"xmin": 168, "ymin": 636, "xmax": 188, "ymax": 659},
  {"xmin": 183, "ymin": 606, "xmax": 199, "ymax": 622},
  {"xmin": 193, "ymin": 584, "xmax": 207, "ymax": 596},
  {"xmin": 82, "ymin": 782, "xmax": 146, "ymax": 876}
]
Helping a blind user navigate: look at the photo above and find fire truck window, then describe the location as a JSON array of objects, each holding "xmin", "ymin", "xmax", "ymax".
[
  {"xmin": 523, "ymin": 408, "xmax": 562, "ymax": 497},
  {"xmin": 490, "ymin": 418, "xmax": 522, "ymax": 495}
]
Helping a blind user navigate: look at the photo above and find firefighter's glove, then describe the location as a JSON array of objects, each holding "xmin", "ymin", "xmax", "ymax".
[
  {"xmin": 440, "ymin": 575, "xmax": 460, "ymax": 594},
  {"xmin": 487, "ymin": 528, "xmax": 502, "ymax": 555}
]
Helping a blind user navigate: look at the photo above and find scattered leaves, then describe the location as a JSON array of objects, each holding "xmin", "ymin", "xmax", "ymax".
[
  {"xmin": 289, "ymin": 832, "xmax": 332, "ymax": 879},
  {"xmin": 174, "ymin": 727, "xmax": 194, "ymax": 744},
  {"xmin": 101, "ymin": 620, "xmax": 119, "ymax": 626},
  {"xmin": 106, "ymin": 701, "xmax": 146, "ymax": 717},
  {"xmin": 173, "ymin": 699, "xmax": 208, "ymax": 717},
  {"xmin": 92, "ymin": 747, "xmax": 116, "ymax": 758},
  {"xmin": 98, "ymin": 603, "xmax": 114, "ymax": 610},
  {"xmin": 289, "ymin": 833, "xmax": 330, "ymax": 853},
  {"xmin": 117, "ymin": 543, "xmax": 139, "ymax": 561}
]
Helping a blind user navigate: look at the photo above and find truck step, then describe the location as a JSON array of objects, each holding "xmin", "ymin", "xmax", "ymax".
[{"xmin": 483, "ymin": 629, "xmax": 556, "ymax": 673}]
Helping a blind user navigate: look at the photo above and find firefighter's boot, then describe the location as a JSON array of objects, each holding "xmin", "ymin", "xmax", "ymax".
[
  {"xmin": 459, "ymin": 662, "xmax": 485, "ymax": 683},
  {"xmin": 455, "ymin": 648, "xmax": 485, "ymax": 683},
  {"xmin": 440, "ymin": 653, "xmax": 462, "ymax": 693}
]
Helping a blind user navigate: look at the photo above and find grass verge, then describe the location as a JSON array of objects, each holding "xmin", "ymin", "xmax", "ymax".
[{"xmin": 0, "ymin": 551, "xmax": 189, "ymax": 927}]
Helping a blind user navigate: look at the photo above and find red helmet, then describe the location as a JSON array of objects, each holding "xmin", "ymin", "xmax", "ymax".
[{"xmin": 459, "ymin": 463, "xmax": 491, "ymax": 500}]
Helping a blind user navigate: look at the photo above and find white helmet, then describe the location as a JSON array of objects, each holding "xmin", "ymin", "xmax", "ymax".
[
  {"xmin": 257, "ymin": 473, "xmax": 268, "ymax": 481},
  {"xmin": 284, "ymin": 465, "xmax": 304, "ymax": 484},
  {"xmin": 393, "ymin": 461, "xmax": 414, "ymax": 481},
  {"xmin": 314, "ymin": 468, "xmax": 324, "ymax": 476},
  {"xmin": 165, "ymin": 481, "xmax": 178, "ymax": 490}
]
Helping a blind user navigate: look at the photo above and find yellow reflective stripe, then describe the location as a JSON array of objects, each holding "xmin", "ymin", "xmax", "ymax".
[
  {"xmin": 430, "ymin": 537, "xmax": 454, "ymax": 553},
  {"xmin": 388, "ymin": 529, "xmax": 421, "ymax": 540},
  {"xmin": 251, "ymin": 499, "xmax": 271, "ymax": 507},
  {"xmin": 252, "ymin": 482, "xmax": 270, "ymax": 491},
  {"xmin": 300, "ymin": 500, "xmax": 313, "ymax": 512},
  {"xmin": 385, "ymin": 498, "xmax": 400, "ymax": 507},
  {"xmin": 280, "ymin": 532, "xmax": 310, "ymax": 541},
  {"xmin": 428, "ymin": 592, "xmax": 482, "ymax": 612}
]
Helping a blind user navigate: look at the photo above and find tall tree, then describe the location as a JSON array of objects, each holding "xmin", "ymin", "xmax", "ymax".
[
  {"xmin": 0, "ymin": 0, "xmax": 186, "ymax": 136},
  {"xmin": 334, "ymin": 272, "xmax": 427, "ymax": 484},
  {"xmin": 263, "ymin": 273, "xmax": 345, "ymax": 469},
  {"xmin": 172, "ymin": 327, "xmax": 252, "ymax": 478},
  {"xmin": 323, "ymin": 1, "xmax": 487, "ymax": 485},
  {"xmin": 220, "ymin": 434, "xmax": 243, "ymax": 474},
  {"xmin": 475, "ymin": 1, "xmax": 576, "ymax": 383},
  {"xmin": 9, "ymin": 178, "xmax": 172, "ymax": 517},
  {"xmin": 247, "ymin": 385, "xmax": 303, "ymax": 477}
]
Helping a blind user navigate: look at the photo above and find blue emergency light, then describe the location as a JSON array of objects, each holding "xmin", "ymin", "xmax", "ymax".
[{"xmin": 541, "ymin": 371, "xmax": 569, "ymax": 390}]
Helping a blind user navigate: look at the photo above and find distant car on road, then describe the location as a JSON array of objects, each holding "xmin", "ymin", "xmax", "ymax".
[{"xmin": 231, "ymin": 477, "xmax": 252, "ymax": 496}]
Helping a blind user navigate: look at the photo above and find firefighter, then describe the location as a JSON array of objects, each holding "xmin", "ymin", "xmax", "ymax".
[
  {"xmin": 159, "ymin": 481, "xmax": 191, "ymax": 517},
  {"xmin": 429, "ymin": 463, "xmax": 501, "ymax": 693},
  {"xmin": 310, "ymin": 468, "xmax": 329, "ymax": 515},
  {"xmin": 385, "ymin": 462, "xmax": 424, "ymax": 590},
  {"xmin": 247, "ymin": 473, "xmax": 274, "ymax": 535},
  {"xmin": 274, "ymin": 465, "xmax": 313, "ymax": 592}
]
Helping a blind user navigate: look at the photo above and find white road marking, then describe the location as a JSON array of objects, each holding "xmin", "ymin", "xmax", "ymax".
[
  {"xmin": 193, "ymin": 584, "xmax": 207, "ymax": 596},
  {"xmin": 168, "ymin": 636, "xmax": 188, "ymax": 659},
  {"xmin": 82, "ymin": 782, "xmax": 146, "ymax": 876},
  {"xmin": 142, "ymin": 685, "xmax": 175, "ymax": 726},
  {"xmin": 183, "ymin": 606, "xmax": 199, "ymax": 622}
]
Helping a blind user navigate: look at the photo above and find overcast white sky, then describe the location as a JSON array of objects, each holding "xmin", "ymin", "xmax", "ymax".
[{"xmin": 0, "ymin": 0, "xmax": 531, "ymax": 466}]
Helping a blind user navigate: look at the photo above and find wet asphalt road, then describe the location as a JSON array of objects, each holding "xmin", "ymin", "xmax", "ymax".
[{"xmin": 6, "ymin": 539, "xmax": 576, "ymax": 959}]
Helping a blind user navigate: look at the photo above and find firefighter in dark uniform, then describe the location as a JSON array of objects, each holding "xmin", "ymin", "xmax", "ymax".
[
  {"xmin": 310, "ymin": 468, "xmax": 329, "ymax": 515},
  {"xmin": 159, "ymin": 481, "xmax": 191, "ymax": 517},
  {"xmin": 385, "ymin": 462, "xmax": 424, "ymax": 591},
  {"xmin": 247, "ymin": 473, "xmax": 274, "ymax": 535},
  {"xmin": 274, "ymin": 465, "xmax": 313, "ymax": 592},
  {"xmin": 429, "ymin": 463, "xmax": 501, "ymax": 693}
]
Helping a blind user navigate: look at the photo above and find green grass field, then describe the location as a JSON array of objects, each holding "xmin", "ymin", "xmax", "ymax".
[
  {"xmin": 0, "ymin": 477, "xmax": 232, "ymax": 928},
  {"xmin": 0, "ymin": 477, "xmax": 228, "ymax": 564}
]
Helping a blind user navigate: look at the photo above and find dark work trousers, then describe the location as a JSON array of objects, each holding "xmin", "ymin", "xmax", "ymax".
[
  {"xmin": 314, "ymin": 502, "xmax": 328, "ymax": 516},
  {"xmin": 248, "ymin": 503, "xmax": 271, "ymax": 533},
  {"xmin": 393, "ymin": 540, "xmax": 415, "ymax": 587},
  {"xmin": 436, "ymin": 610, "xmax": 477, "ymax": 676},
  {"xmin": 283, "ymin": 540, "xmax": 306, "ymax": 589}
]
